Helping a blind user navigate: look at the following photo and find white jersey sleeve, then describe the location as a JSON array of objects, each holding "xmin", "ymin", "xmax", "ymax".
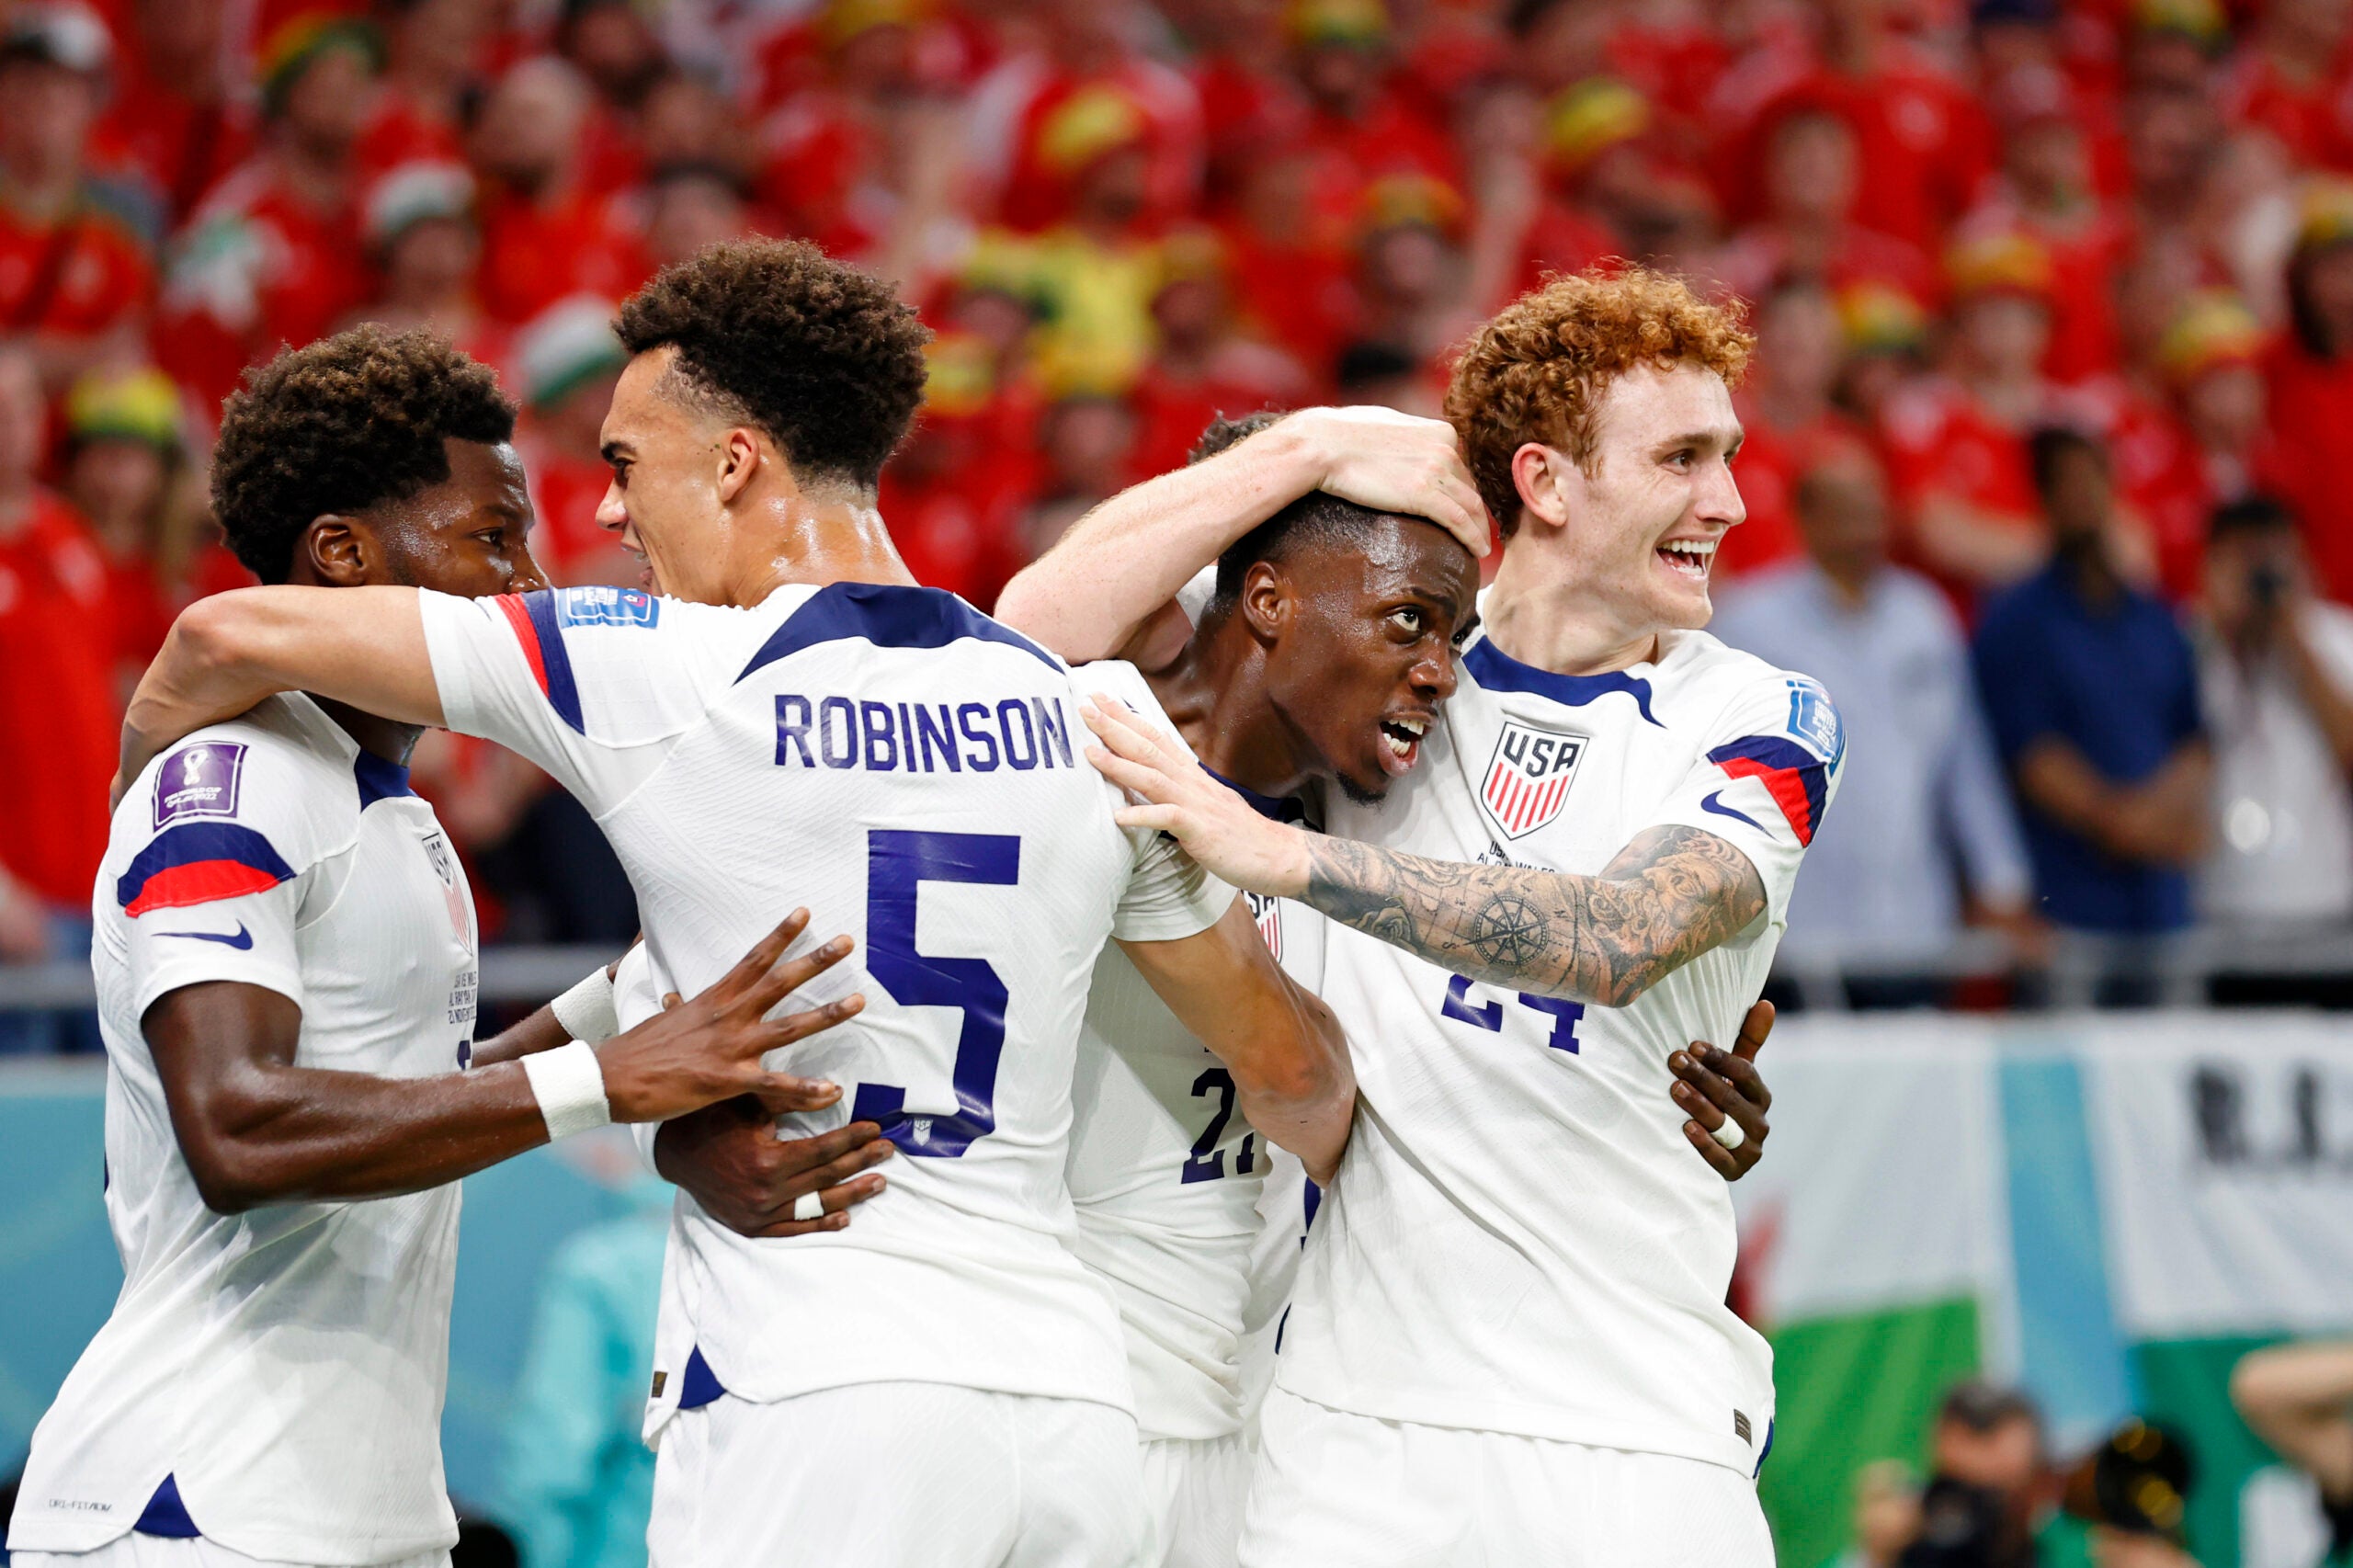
[
  {"xmin": 1639, "ymin": 666, "xmax": 1846, "ymax": 926},
  {"xmin": 417, "ymin": 585, "xmax": 781, "ymax": 810},
  {"xmin": 112, "ymin": 722, "xmax": 349, "ymax": 1018},
  {"xmin": 1069, "ymin": 659, "xmax": 1235, "ymax": 943}
]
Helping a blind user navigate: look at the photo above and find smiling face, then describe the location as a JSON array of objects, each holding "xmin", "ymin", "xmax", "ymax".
[
  {"xmin": 1516, "ymin": 360, "xmax": 1745, "ymax": 638},
  {"xmin": 1256, "ymin": 514, "xmax": 1481, "ymax": 801},
  {"xmin": 595, "ymin": 347, "xmax": 734, "ymax": 601}
]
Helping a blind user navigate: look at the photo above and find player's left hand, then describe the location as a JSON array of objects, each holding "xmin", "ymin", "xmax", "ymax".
[
  {"xmin": 1669, "ymin": 1000, "xmax": 1774, "ymax": 1180},
  {"xmin": 1081, "ymin": 698, "xmax": 1313, "ymax": 897}
]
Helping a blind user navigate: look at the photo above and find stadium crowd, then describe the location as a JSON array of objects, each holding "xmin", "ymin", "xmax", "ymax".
[{"xmin": 5, "ymin": 0, "xmax": 2353, "ymax": 1040}]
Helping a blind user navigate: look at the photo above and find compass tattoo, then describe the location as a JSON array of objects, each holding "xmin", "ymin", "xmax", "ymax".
[{"xmin": 1300, "ymin": 824, "xmax": 1769, "ymax": 1007}]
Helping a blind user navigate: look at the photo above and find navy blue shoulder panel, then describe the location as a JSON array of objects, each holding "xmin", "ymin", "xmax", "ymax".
[
  {"xmin": 352, "ymin": 748, "xmax": 417, "ymax": 809},
  {"xmin": 1461, "ymin": 636, "xmax": 1663, "ymax": 727},
  {"xmin": 736, "ymin": 582, "xmax": 1063, "ymax": 683}
]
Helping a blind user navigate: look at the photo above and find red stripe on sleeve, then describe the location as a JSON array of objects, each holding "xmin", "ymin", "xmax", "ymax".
[
  {"xmin": 1714, "ymin": 757, "xmax": 1818, "ymax": 846},
  {"xmin": 495, "ymin": 596, "xmax": 551, "ymax": 698},
  {"xmin": 125, "ymin": 859, "xmax": 290, "ymax": 917}
]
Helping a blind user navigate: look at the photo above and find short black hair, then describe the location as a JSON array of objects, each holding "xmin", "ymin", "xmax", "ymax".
[
  {"xmin": 2209, "ymin": 493, "xmax": 2297, "ymax": 543},
  {"xmin": 2027, "ymin": 423, "xmax": 2107, "ymax": 503},
  {"xmin": 1938, "ymin": 1380, "xmax": 2044, "ymax": 1437},
  {"xmin": 1186, "ymin": 413, "xmax": 1427, "ymax": 615},
  {"xmin": 210, "ymin": 324, "xmax": 516, "ymax": 583},
  {"xmin": 615, "ymin": 238, "xmax": 931, "ymax": 491}
]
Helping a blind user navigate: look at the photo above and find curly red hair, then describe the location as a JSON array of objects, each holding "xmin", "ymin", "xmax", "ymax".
[{"xmin": 1445, "ymin": 267, "xmax": 1753, "ymax": 538}]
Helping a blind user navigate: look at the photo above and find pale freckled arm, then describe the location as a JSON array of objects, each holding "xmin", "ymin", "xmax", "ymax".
[{"xmin": 1299, "ymin": 824, "xmax": 1769, "ymax": 1007}]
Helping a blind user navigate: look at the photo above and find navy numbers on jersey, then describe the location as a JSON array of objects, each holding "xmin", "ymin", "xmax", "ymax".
[
  {"xmin": 1180, "ymin": 1066, "xmax": 1259, "ymax": 1185},
  {"xmin": 774, "ymin": 695, "xmax": 1074, "ymax": 774},
  {"xmin": 1440, "ymin": 973, "xmax": 1586, "ymax": 1053},
  {"xmin": 852, "ymin": 830, "xmax": 1019, "ymax": 1159}
]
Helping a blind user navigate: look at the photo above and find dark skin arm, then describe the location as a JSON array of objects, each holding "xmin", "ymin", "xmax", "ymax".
[
  {"xmin": 2014, "ymin": 739, "xmax": 2210, "ymax": 866},
  {"xmin": 149, "ymin": 911, "xmax": 868, "ymax": 1213},
  {"xmin": 1672, "ymin": 1000, "xmax": 1775, "ymax": 1179}
]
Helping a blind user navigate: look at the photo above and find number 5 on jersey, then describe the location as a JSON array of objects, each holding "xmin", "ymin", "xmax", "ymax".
[{"xmin": 852, "ymin": 829, "xmax": 1018, "ymax": 1158}]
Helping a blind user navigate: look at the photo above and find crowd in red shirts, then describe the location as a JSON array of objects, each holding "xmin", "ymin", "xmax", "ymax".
[{"xmin": 6, "ymin": 0, "xmax": 2353, "ymax": 981}]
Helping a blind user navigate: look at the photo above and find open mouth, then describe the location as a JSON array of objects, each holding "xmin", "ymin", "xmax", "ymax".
[
  {"xmin": 1378, "ymin": 715, "xmax": 1427, "ymax": 775},
  {"xmin": 1655, "ymin": 539, "xmax": 1717, "ymax": 582}
]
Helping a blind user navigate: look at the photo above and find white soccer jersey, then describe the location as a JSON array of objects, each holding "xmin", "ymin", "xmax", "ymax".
[
  {"xmin": 1065, "ymin": 778, "xmax": 1324, "ymax": 1441},
  {"xmin": 417, "ymin": 583, "xmax": 1233, "ymax": 1428},
  {"xmin": 12, "ymin": 695, "xmax": 478, "ymax": 1565},
  {"xmin": 1277, "ymin": 619, "xmax": 1844, "ymax": 1477}
]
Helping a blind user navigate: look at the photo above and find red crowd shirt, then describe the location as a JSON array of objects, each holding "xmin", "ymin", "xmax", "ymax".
[
  {"xmin": 157, "ymin": 157, "xmax": 371, "ymax": 412},
  {"xmin": 476, "ymin": 183, "xmax": 649, "ymax": 327},
  {"xmin": 0, "ymin": 194, "xmax": 153, "ymax": 343},
  {"xmin": 0, "ymin": 493, "xmax": 119, "ymax": 907},
  {"xmin": 2264, "ymin": 339, "xmax": 2353, "ymax": 602},
  {"xmin": 1718, "ymin": 401, "xmax": 1870, "ymax": 582}
]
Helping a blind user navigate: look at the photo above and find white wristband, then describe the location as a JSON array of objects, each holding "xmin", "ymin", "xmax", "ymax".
[
  {"xmin": 523, "ymin": 1040, "xmax": 612, "ymax": 1141},
  {"xmin": 551, "ymin": 964, "xmax": 620, "ymax": 1043}
]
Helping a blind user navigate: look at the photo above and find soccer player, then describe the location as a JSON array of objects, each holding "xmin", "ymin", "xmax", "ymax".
[
  {"xmin": 1017, "ymin": 267, "xmax": 1838, "ymax": 1563},
  {"xmin": 6, "ymin": 326, "xmax": 872, "ymax": 1568},
  {"xmin": 108, "ymin": 241, "xmax": 1355, "ymax": 1568},
  {"xmin": 666, "ymin": 408, "xmax": 1781, "ymax": 1568}
]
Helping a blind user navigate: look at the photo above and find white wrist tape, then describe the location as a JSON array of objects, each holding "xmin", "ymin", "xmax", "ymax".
[
  {"xmin": 524, "ymin": 1040, "xmax": 611, "ymax": 1141},
  {"xmin": 551, "ymin": 965, "xmax": 621, "ymax": 1044}
]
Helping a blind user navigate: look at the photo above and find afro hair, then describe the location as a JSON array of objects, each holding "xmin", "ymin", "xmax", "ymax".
[
  {"xmin": 615, "ymin": 238, "xmax": 931, "ymax": 491},
  {"xmin": 210, "ymin": 324, "xmax": 517, "ymax": 583}
]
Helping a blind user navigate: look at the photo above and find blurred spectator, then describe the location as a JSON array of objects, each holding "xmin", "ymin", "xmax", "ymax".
[
  {"xmin": 2134, "ymin": 290, "xmax": 2282, "ymax": 597},
  {"xmin": 2230, "ymin": 1340, "xmax": 2353, "ymax": 1565},
  {"xmin": 1127, "ymin": 230, "xmax": 1311, "ymax": 479},
  {"xmin": 1712, "ymin": 440, "xmax": 2036, "ymax": 993},
  {"xmin": 511, "ymin": 296, "xmax": 631, "ymax": 587},
  {"xmin": 1975, "ymin": 426, "xmax": 2208, "ymax": 949},
  {"xmin": 2264, "ymin": 183, "xmax": 2353, "ymax": 604},
  {"xmin": 1885, "ymin": 234, "xmax": 2060, "ymax": 600},
  {"xmin": 91, "ymin": 0, "xmax": 256, "ymax": 234},
  {"xmin": 1712, "ymin": 108, "xmax": 1938, "ymax": 309},
  {"xmin": 1832, "ymin": 280, "xmax": 1935, "ymax": 430},
  {"xmin": 554, "ymin": 0, "xmax": 672, "ymax": 193},
  {"xmin": 1337, "ymin": 175, "xmax": 1479, "ymax": 393},
  {"xmin": 1959, "ymin": 62, "xmax": 2129, "ymax": 387},
  {"xmin": 0, "ymin": 6, "xmax": 153, "ymax": 392},
  {"xmin": 1721, "ymin": 281, "xmax": 1859, "ymax": 580},
  {"xmin": 1022, "ymin": 391, "xmax": 1137, "ymax": 556},
  {"xmin": 363, "ymin": 0, "xmax": 488, "ymax": 172},
  {"xmin": 158, "ymin": 15, "xmax": 381, "ymax": 415},
  {"xmin": 469, "ymin": 58, "xmax": 647, "ymax": 328},
  {"xmin": 350, "ymin": 161, "xmax": 501, "ymax": 365},
  {"xmin": 1829, "ymin": 1460, "xmax": 1924, "ymax": 1568},
  {"xmin": 1896, "ymin": 1381, "xmax": 2050, "ymax": 1568},
  {"xmin": 2061, "ymin": 1420, "xmax": 2201, "ymax": 1568},
  {"xmin": 59, "ymin": 365, "xmax": 244, "ymax": 697},
  {"xmin": 1282, "ymin": 0, "xmax": 1461, "ymax": 233},
  {"xmin": 0, "ymin": 343, "xmax": 114, "ymax": 1050},
  {"xmin": 2193, "ymin": 496, "xmax": 2353, "ymax": 928},
  {"xmin": 637, "ymin": 162, "xmax": 754, "ymax": 274},
  {"xmin": 499, "ymin": 1166, "xmax": 668, "ymax": 1568}
]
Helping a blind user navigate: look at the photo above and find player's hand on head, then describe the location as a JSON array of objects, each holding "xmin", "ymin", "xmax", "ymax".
[
  {"xmin": 1290, "ymin": 405, "xmax": 1491, "ymax": 560},
  {"xmin": 1669, "ymin": 1000, "xmax": 1774, "ymax": 1180},
  {"xmin": 596, "ymin": 908, "xmax": 867, "ymax": 1124},
  {"xmin": 654, "ymin": 1102, "xmax": 894, "ymax": 1238},
  {"xmin": 1081, "ymin": 699, "xmax": 1313, "ymax": 897}
]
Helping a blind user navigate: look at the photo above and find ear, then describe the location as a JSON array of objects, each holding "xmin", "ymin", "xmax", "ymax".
[
  {"xmin": 299, "ymin": 515, "xmax": 372, "ymax": 587},
  {"xmin": 1240, "ymin": 560, "xmax": 1291, "ymax": 642},
  {"xmin": 1509, "ymin": 441, "xmax": 1577, "ymax": 532},
  {"xmin": 715, "ymin": 427, "xmax": 762, "ymax": 506}
]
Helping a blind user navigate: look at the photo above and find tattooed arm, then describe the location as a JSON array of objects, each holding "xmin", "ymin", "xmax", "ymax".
[
  {"xmin": 1299, "ymin": 826, "xmax": 1767, "ymax": 1006},
  {"xmin": 1080, "ymin": 697, "xmax": 1768, "ymax": 1006}
]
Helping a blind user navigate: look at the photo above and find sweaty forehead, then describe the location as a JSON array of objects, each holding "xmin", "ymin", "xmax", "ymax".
[
  {"xmin": 1347, "ymin": 514, "xmax": 1478, "ymax": 601},
  {"xmin": 442, "ymin": 437, "xmax": 529, "ymax": 502}
]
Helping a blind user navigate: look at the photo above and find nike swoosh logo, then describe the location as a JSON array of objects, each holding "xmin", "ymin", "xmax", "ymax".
[
  {"xmin": 1699, "ymin": 792, "xmax": 1766, "ymax": 833},
  {"xmin": 159, "ymin": 923, "xmax": 253, "ymax": 950}
]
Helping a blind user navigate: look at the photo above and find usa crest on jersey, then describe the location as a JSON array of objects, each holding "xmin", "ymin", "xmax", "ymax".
[
  {"xmin": 1481, "ymin": 722, "xmax": 1586, "ymax": 839},
  {"xmin": 1245, "ymin": 890, "xmax": 1283, "ymax": 961}
]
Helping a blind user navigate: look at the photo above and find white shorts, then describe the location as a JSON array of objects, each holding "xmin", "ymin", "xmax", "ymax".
[
  {"xmin": 647, "ymin": 1381, "xmax": 1148, "ymax": 1568},
  {"xmin": 1236, "ymin": 1389, "xmax": 1775, "ymax": 1568},
  {"xmin": 9, "ymin": 1539, "xmax": 449, "ymax": 1568},
  {"xmin": 1139, "ymin": 1432, "xmax": 1253, "ymax": 1568}
]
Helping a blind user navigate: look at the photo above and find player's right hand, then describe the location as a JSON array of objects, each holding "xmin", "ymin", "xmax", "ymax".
[
  {"xmin": 1289, "ymin": 406, "xmax": 1491, "ymax": 559},
  {"xmin": 655, "ymin": 1105, "xmax": 894, "ymax": 1237},
  {"xmin": 595, "ymin": 909, "xmax": 866, "ymax": 1124}
]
